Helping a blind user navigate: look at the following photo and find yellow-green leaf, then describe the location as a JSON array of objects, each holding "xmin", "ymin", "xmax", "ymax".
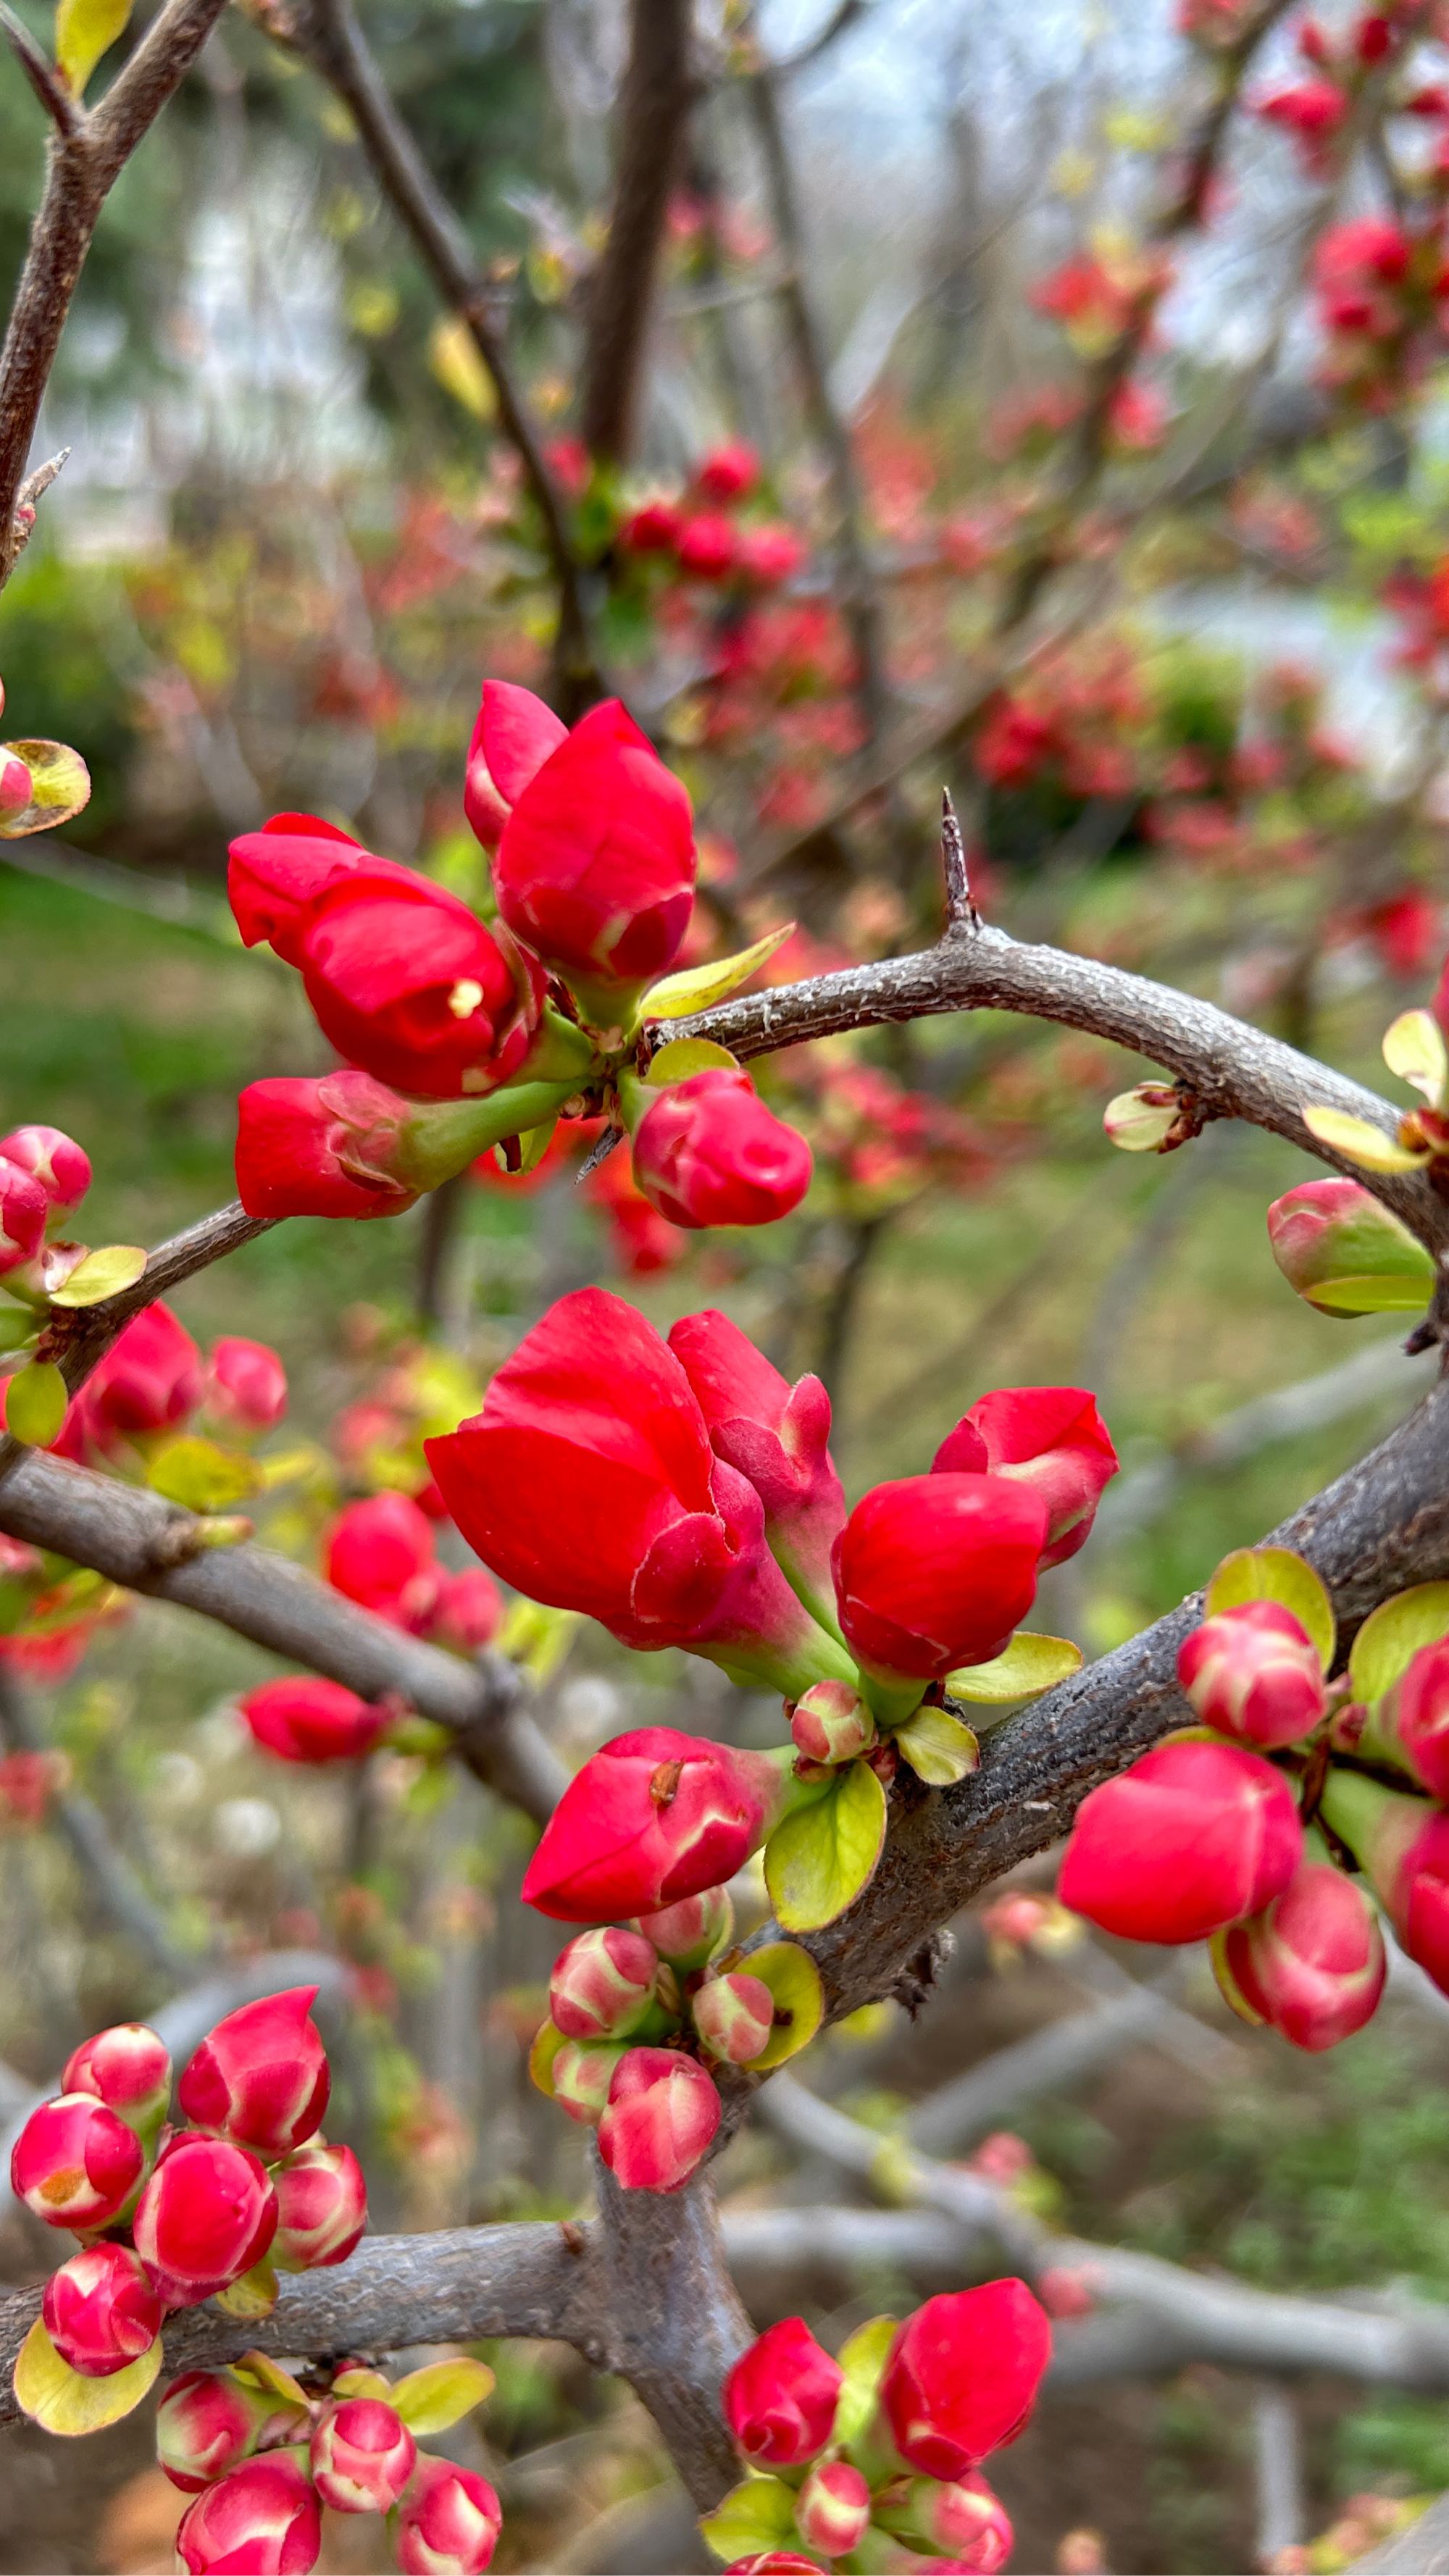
[
  {"xmin": 765, "ymin": 1757, "xmax": 887, "ymax": 1933},
  {"xmin": 47, "ymin": 1245, "xmax": 147, "ymax": 1308},
  {"xmin": 5, "ymin": 1360, "xmax": 67, "ymax": 1447},
  {"xmin": 331, "ymin": 2367, "xmax": 391, "ymax": 2400},
  {"xmin": 147, "ymin": 1437, "xmax": 260, "ymax": 1513},
  {"xmin": 0, "ymin": 1305, "xmax": 36, "ymax": 1355},
  {"xmin": 1206, "ymin": 1545, "xmax": 1335, "ymax": 1675},
  {"xmin": 1300, "ymin": 1271, "xmax": 1435, "ymax": 1317},
  {"xmin": 528, "ymin": 2016, "xmax": 565, "ymax": 2100},
  {"xmin": 892, "ymin": 1706, "xmax": 980, "ymax": 1786},
  {"xmin": 391, "ymin": 2356, "xmax": 496, "ymax": 2435},
  {"xmin": 946, "ymin": 1631, "xmax": 1084, "ymax": 1704},
  {"xmin": 1301, "ymin": 1104, "xmax": 1431, "ymax": 1173},
  {"xmin": 638, "ymin": 924, "xmax": 796, "ymax": 1021},
  {"xmin": 514, "ymin": 1119, "xmax": 558, "ymax": 1176},
  {"xmin": 644, "ymin": 1037, "xmax": 740, "ymax": 1085},
  {"xmin": 212, "ymin": 2260, "xmax": 277, "ymax": 2320},
  {"xmin": 13, "ymin": 2317, "xmax": 160, "ymax": 2433},
  {"xmin": 428, "ymin": 314, "xmax": 497, "ymax": 421},
  {"xmin": 832, "ymin": 2312, "xmax": 898, "ymax": 2449},
  {"xmin": 54, "ymin": 0, "xmax": 132, "ymax": 90},
  {"xmin": 236, "ymin": 2349, "xmax": 309, "ymax": 2409},
  {"xmin": 499, "ymin": 1597, "xmax": 578, "ymax": 1684},
  {"xmin": 699, "ymin": 2474, "xmax": 798, "ymax": 2565},
  {"xmin": 1103, "ymin": 1086, "xmax": 1178, "ymax": 1152},
  {"xmin": 1383, "ymin": 1010, "xmax": 1448, "ymax": 1106},
  {"xmin": 746, "ymin": 1939, "xmax": 824, "ymax": 2069},
  {"xmin": 0, "ymin": 740, "xmax": 91, "ymax": 839},
  {"xmin": 1349, "ymin": 1583, "xmax": 1449, "ymax": 1705}
]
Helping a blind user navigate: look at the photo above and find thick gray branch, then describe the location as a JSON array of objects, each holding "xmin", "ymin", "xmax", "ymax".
[{"xmin": 580, "ymin": 0, "xmax": 697, "ymax": 462}]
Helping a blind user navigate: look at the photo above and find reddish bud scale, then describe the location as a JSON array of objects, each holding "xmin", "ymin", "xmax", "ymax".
[
  {"xmin": 42, "ymin": 2243, "xmax": 162, "ymax": 2377},
  {"xmin": 388, "ymin": 2456, "xmax": 503, "ymax": 2575},
  {"xmin": 631, "ymin": 1069, "xmax": 813, "ymax": 1231},
  {"xmin": 597, "ymin": 2046, "xmax": 721, "ymax": 2191},
  {"xmin": 550, "ymin": 1925, "xmax": 661, "ymax": 2041},
  {"xmin": 1057, "ymin": 1740, "xmax": 1303, "ymax": 1944},
  {"xmin": 174, "ymin": 2454, "xmax": 322, "ymax": 2575},
  {"xmin": 10, "ymin": 2091, "xmax": 143, "ymax": 2230},
  {"xmin": 1177, "ymin": 1601, "xmax": 1326, "ymax": 1750},
  {"xmin": 271, "ymin": 2138, "xmax": 367, "ymax": 2270},
  {"xmin": 178, "ymin": 1986, "xmax": 329, "ymax": 2158},
  {"xmin": 131, "ymin": 2135, "xmax": 278, "ymax": 2307},
  {"xmin": 310, "ymin": 2397, "xmax": 417, "ymax": 2512},
  {"xmin": 723, "ymin": 2316, "xmax": 843, "ymax": 2467},
  {"xmin": 880, "ymin": 2281, "xmax": 1053, "ymax": 2479}
]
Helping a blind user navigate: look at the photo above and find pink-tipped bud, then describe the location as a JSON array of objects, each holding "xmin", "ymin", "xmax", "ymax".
[
  {"xmin": 10, "ymin": 2092, "xmax": 143, "ymax": 2230},
  {"xmin": 310, "ymin": 2396, "xmax": 416, "ymax": 2513},
  {"xmin": 794, "ymin": 2459, "xmax": 871, "ymax": 2558},
  {"xmin": 881, "ymin": 2281, "xmax": 1053, "ymax": 2478},
  {"xmin": 596, "ymin": 2046, "xmax": 720, "ymax": 2191},
  {"xmin": 62, "ymin": 2022, "xmax": 171, "ymax": 2136},
  {"xmin": 1381, "ymin": 1638, "xmax": 1449, "ymax": 1798},
  {"xmin": 178, "ymin": 1985, "xmax": 329, "ymax": 2157},
  {"xmin": 157, "ymin": 2368, "xmax": 300, "ymax": 2493},
  {"xmin": 551, "ymin": 2037, "xmax": 629, "ymax": 2125},
  {"xmin": 1177, "ymin": 1601, "xmax": 1326, "ymax": 1749},
  {"xmin": 388, "ymin": 2456, "xmax": 503, "ymax": 2575},
  {"xmin": 0, "ymin": 751, "xmax": 32, "ymax": 816},
  {"xmin": 876, "ymin": 2471, "xmax": 1014, "ymax": 2570},
  {"xmin": 204, "ymin": 1337, "xmax": 288, "ymax": 1432},
  {"xmin": 41, "ymin": 2243, "xmax": 162, "ymax": 2377},
  {"xmin": 271, "ymin": 2138, "xmax": 367, "ymax": 2271},
  {"xmin": 131, "ymin": 2134, "xmax": 277, "ymax": 2307},
  {"xmin": 1214, "ymin": 1860, "xmax": 1386, "ymax": 2051},
  {"xmin": 0, "ymin": 1125, "xmax": 91, "ymax": 1218},
  {"xmin": 790, "ymin": 1679, "xmax": 876, "ymax": 1766},
  {"xmin": 631, "ymin": 1886, "xmax": 734, "ymax": 1970},
  {"xmin": 174, "ymin": 2454, "xmax": 321, "ymax": 2575},
  {"xmin": 1058, "ymin": 1741, "xmax": 1303, "ymax": 1944},
  {"xmin": 549, "ymin": 1925, "xmax": 661, "ymax": 2041},
  {"xmin": 0, "ymin": 1154, "xmax": 47, "ymax": 1276},
  {"xmin": 723, "ymin": 2317, "xmax": 843, "ymax": 2468},
  {"xmin": 1266, "ymin": 1176, "xmax": 1435, "ymax": 1316},
  {"xmin": 692, "ymin": 1970, "xmax": 774, "ymax": 2065}
]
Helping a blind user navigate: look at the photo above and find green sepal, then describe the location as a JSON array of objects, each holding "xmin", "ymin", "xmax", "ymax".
[
  {"xmin": 394, "ymin": 1079, "xmax": 585, "ymax": 1191},
  {"xmin": 832, "ymin": 2312, "xmax": 898, "ymax": 2451},
  {"xmin": 764, "ymin": 1757, "xmax": 888, "ymax": 1932}
]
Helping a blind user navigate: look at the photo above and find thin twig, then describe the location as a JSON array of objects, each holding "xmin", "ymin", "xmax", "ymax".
[
  {"xmin": 0, "ymin": 9, "xmax": 83, "ymax": 139},
  {"xmin": 579, "ymin": 0, "xmax": 698, "ymax": 461},
  {"xmin": 772, "ymin": 0, "xmax": 870, "ymax": 78}
]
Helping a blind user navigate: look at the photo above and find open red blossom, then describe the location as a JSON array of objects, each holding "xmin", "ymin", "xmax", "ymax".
[
  {"xmin": 131, "ymin": 2135, "xmax": 277, "ymax": 2306},
  {"xmin": 240, "ymin": 1677, "xmax": 390, "ymax": 1765},
  {"xmin": 1058, "ymin": 1741, "xmax": 1303, "ymax": 1943},
  {"xmin": 297, "ymin": 867, "xmax": 544, "ymax": 1100},
  {"xmin": 881, "ymin": 2281, "xmax": 1052, "ymax": 2478},
  {"xmin": 227, "ymin": 811, "xmax": 414, "ymax": 966},
  {"xmin": 832, "ymin": 1473, "xmax": 1049, "ymax": 1684},
  {"xmin": 521, "ymin": 1726, "xmax": 790, "ymax": 1922},
  {"xmin": 596, "ymin": 2045, "xmax": 720, "ymax": 2191},
  {"xmin": 0, "ymin": 1124, "xmax": 91, "ymax": 1217},
  {"xmin": 42, "ymin": 2243, "xmax": 162, "ymax": 2378},
  {"xmin": 204, "ymin": 1337, "xmax": 288, "ymax": 1433},
  {"xmin": 666, "ymin": 1312, "xmax": 844, "ymax": 1610},
  {"xmin": 935, "ymin": 1387, "xmax": 1118, "ymax": 1568},
  {"xmin": 10, "ymin": 2092, "xmax": 143, "ymax": 2230},
  {"xmin": 178, "ymin": 1986, "xmax": 329, "ymax": 2157},
  {"xmin": 389, "ymin": 2456, "xmax": 502, "ymax": 2576},
  {"xmin": 632, "ymin": 1068, "xmax": 813, "ymax": 1230},
  {"xmin": 464, "ymin": 679, "xmax": 567, "ymax": 851},
  {"xmin": 174, "ymin": 2454, "xmax": 321, "ymax": 2576},
  {"xmin": 425, "ymin": 1289, "xmax": 846, "ymax": 1689},
  {"xmin": 234, "ymin": 1071, "xmax": 421, "ymax": 1223},
  {"xmin": 493, "ymin": 700, "xmax": 696, "ymax": 1005},
  {"xmin": 1216, "ymin": 1861, "xmax": 1385, "ymax": 2051},
  {"xmin": 723, "ymin": 2316, "xmax": 843, "ymax": 2467},
  {"xmin": 325, "ymin": 1490, "xmax": 438, "ymax": 1628}
]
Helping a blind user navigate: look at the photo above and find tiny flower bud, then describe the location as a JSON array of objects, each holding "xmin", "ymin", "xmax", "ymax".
[
  {"xmin": 1266, "ymin": 1176, "xmax": 1435, "ymax": 1316},
  {"xmin": 874, "ymin": 2470, "xmax": 1014, "ymax": 2571},
  {"xmin": 794, "ymin": 2459, "xmax": 871, "ymax": 2559},
  {"xmin": 388, "ymin": 2455, "xmax": 502, "ymax": 2576},
  {"xmin": 549, "ymin": 1926, "xmax": 661, "ymax": 2041},
  {"xmin": 723, "ymin": 2317, "xmax": 843, "ymax": 2467},
  {"xmin": 41, "ymin": 2243, "xmax": 162, "ymax": 2377},
  {"xmin": 310, "ymin": 2396, "xmax": 416, "ymax": 2513},
  {"xmin": 790, "ymin": 1679, "xmax": 876, "ymax": 1766},
  {"xmin": 597, "ymin": 2047, "xmax": 721, "ymax": 2191},
  {"xmin": 131, "ymin": 2135, "xmax": 277, "ymax": 2307},
  {"xmin": 0, "ymin": 1125, "xmax": 91, "ymax": 1219},
  {"xmin": 632, "ymin": 1886, "xmax": 734, "ymax": 1970},
  {"xmin": 204, "ymin": 1337, "xmax": 288, "ymax": 1432},
  {"xmin": 1177, "ymin": 1602, "xmax": 1326, "ymax": 1750},
  {"xmin": 240, "ymin": 1677, "xmax": 390, "ymax": 1766},
  {"xmin": 61, "ymin": 2023, "xmax": 171, "ymax": 2138},
  {"xmin": 551, "ymin": 2038, "xmax": 630, "ymax": 2125},
  {"xmin": 270, "ymin": 2138, "xmax": 367, "ymax": 2271},
  {"xmin": 178, "ymin": 1985, "xmax": 329, "ymax": 2158},
  {"xmin": 1103, "ymin": 1083, "xmax": 1180, "ymax": 1150},
  {"xmin": 174, "ymin": 2454, "xmax": 321, "ymax": 2575},
  {"xmin": 9, "ymin": 2092, "xmax": 143, "ymax": 2230},
  {"xmin": 692, "ymin": 1970, "xmax": 775, "ymax": 2065},
  {"xmin": 1377, "ymin": 1637, "xmax": 1449, "ymax": 1799},
  {"xmin": 631, "ymin": 1069, "xmax": 812, "ymax": 1231},
  {"xmin": 0, "ymin": 751, "xmax": 32, "ymax": 815},
  {"xmin": 157, "ymin": 2367, "xmax": 298, "ymax": 2492}
]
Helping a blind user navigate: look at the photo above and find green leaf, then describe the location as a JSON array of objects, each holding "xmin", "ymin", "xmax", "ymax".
[
  {"xmin": 0, "ymin": 740, "xmax": 91, "ymax": 838},
  {"xmin": 892, "ymin": 1707, "xmax": 980, "ymax": 1786},
  {"xmin": 1300, "ymin": 1104, "xmax": 1430, "ymax": 1174},
  {"xmin": 47, "ymin": 1245, "xmax": 147, "ymax": 1308},
  {"xmin": 391, "ymin": 2357, "xmax": 496, "ymax": 2434},
  {"xmin": 4, "ymin": 1360, "xmax": 67, "ymax": 1447},
  {"xmin": 638, "ymin": 924, "xmax": 796, "ymax": 1022},
  {"xmin": 1384, "ymin": 1009, "xmax": 1448, "ymax": 1105},
  {"xmin": 1206, "ymin": 1545, "xmax": 1335, "ymax": 1675},
  {"xmin": 699, "ymin": 2474, "xmax": 798, "ymax": 2565},
  {"xmin": 528, "ymin": 2016, "xmax": 565, "ymax": 2099},
  {"xmin": 147, "ymin": 1437, "xmax": 260, "ymax": 1513},
  {"xmin": 946, "ymin": 1630, "xmax": 1083, "ymax": 1703},
  {"xmin": 13, "ymin": 2317, "xmax": 160, "ymax": 2433},
  {"xmin": 212, "ymin": 2260, "xmax": 277, "ymax": 2320},
  {"xmin": 831, "ymin": 2312, "xmax": 898, "ymax": 2449},
  {"xmin": 331, "ymin": 2367, "xmax": 391, "ymax": 2400},
  {"xmin": 54, "ymin": 0, "xmax": 133, "ymax": 89},
  {"xmin": 1103, "ymin": 1085, "xmax": 1179, "ymax": 1151},
  {"xmin": 1302, "ymin": 1271, "xmax": 1435, "ymax": 1317},
  {"xmin": 235, "ymin": 2349, "xmax": 309, "ymax": 2409},
  {"xmin": 0, "ymin": 1306, "xmax": 37, "ymax": 1355},
  {"xmin": 1349, "ymin": 1584, "xmax": 1449, "ymax": 1705},
  {"xmin": 644, "ymin": 1037, "xmax": 740, "ymax": 1084},
  {"xmin": 746, "ymin": 1939, "xmax": 824, "ymax": 2069},
  {"xmin": 765, "ymin": 1757, "xmax": 887, "ymax": 1933}
]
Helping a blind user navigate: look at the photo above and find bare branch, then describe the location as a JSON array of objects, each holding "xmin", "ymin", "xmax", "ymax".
[
  {"xmin": 580, "ymin": 0, "xmax": 698, "ymax": 462},
  {"xmin": 585, "ymin": 2156, "xmax": 753, "ymax": 2508},
  {"xmin": 1352, "ymin": 2492, "xmax": 1449, "ymax": 2575},
  {"xmin": 0, "ymin": 12, "xmax": 83, "ymax": 140},
  {"xmin": 1253, "ymin": 2381, "xmax": 1306, "ymax": 2568},
  {"xmin": 772, "ymin": 0, "xmax": 870, "ymax": 78}
]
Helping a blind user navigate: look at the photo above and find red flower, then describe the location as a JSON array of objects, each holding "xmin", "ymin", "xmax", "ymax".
[
  {"xmin": 239, "ymin": 1677, "xmax": 390, "ymax": 1765},
  {"xmin": 632, "ymin": 1069, "xmax": 812, "ymax": 1229},
  {"xmin": 597, "ymin": 2045, "xmax": 720, "ymax": 2190},
  {"xmin": 880, "ymin": 2280, "xmax": 1051, "ymax": 2477},
  {"xmin": 234, "ymin": 1071, "xmax": 422, "ymax": 1223},
  {"xmin": 493, "ymin": 699, "xmax": 697, "ymax": 1006},
  {"xmin": 678, "ymin": 513, "xmax": 739, "ymax": 578},
  {"xmin": 934, "ymin": 1387, "xmax": 1118, "ymax": 1569},
  {"xmin": 58, "ymin": 1302, "xmax": 201, "ymax": 1458},
  {"xmin": 62, "ymin": 2023, "xmax": 170, "ymax": 2131},
  {"xmin": 669, "ymin": 1308, "xmax": 845, "ymax": 1616},
  {"xmin": 736, "ymin": 524, "xmax": 805, "ymax": 587},
  {"xmin": 174, "ymin": 2455, "xmax": 321, "ymax": 2575},
  {"xmin": 227, "ymin": 811, "xmax": 412, "ymax": 968},
  {"xmin": 325, "ymin": 1491, "xmax": 438, "ymax": 1628},
  {"xmin": 270, "ymin": 2138, "xmax": 367, "ymax": 2270},
  {"xmin": 1057, "ymin": 1741, "xmax": 1303, "ymax": 1942},
  {"xmin": 9, "ymin": 2092, "xmax": 143, "ymax": 2230},
  {"xmin": 1177, "ymin": 1602, "xmax": 1326, "ymax": 1749},
  {"xmin": 1216, "ymin": 1860, "xmax": 1385, "ymax": 2051},
  {"xmin": 178, "ymin": 1985, "xmax": 330, "ymax": 2158},
  {"xmin": 204, "ymin": 1337, "xmax": 288, "ymax": 1432},
  {"xmin": 0, "ymin": 1124, "xmax": 90, "ymax": 1218},
  {"xmin": 389, "ymin": 2457, "xmax": 502, "ymax": 2576},
  {"xmin": 41, "ymin": 2243, "xmax": 162, "ymax": 2378},
  {"xmin": 520, "ymin": 1726, "xmax": 792, "ymax": 1922},
  {"xmin": 298, "ymin": 867, "xmax": 544, "ymax": 1100},
  {"xmin": 131, "ymin": 2135, "xmax": 278, "ymax": 2307},
  {"xmin": 310, "ymin": 2398, "xmax": 416, "ymax": 2513},
  {"xmin": 832, "ymin": 1474, "xmax": 1048, "ymax": 1684},
  {"xmin": 696, "ymin": 443, "xmax": 759, "ymax": 503},
  {"xmin": 464, "ymin": 679, "xmax": 566, "ymax": 853},
  {"xmin": 619, "ymin": 499, "xmax": 685, "ymax": 556},
  {"xmin": 723, "ymin": 2316, "xmax": 842, "ymax": 2467}
]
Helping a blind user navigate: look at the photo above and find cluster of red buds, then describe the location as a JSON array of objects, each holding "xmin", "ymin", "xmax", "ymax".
[
  {"xmin": 10, "ymin": 1990, "xmax": 363, "ymax": 2430},
  {"xmin": 618, "ymin": 443, "xmax": 806, "ymax": 591},
  {"xmin": 703, "ymin": 2284, "xmax": 1051, "ymax": 2572},
  {"xmin": 159, "ymin": 2347, "xmax": 501, "ymax": 2575},
  {"xmin": 230, "ymin": 680, "xmax": 813, "ymax": 1245}
]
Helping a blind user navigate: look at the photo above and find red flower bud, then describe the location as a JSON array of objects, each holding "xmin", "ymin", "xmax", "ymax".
[
  {"xmin": 1058, "ymin": 1741, "xmax": 1303, "ymax": 1944},
  {"xmin": 178, "ymin": 1986, "xmax": 330, "ymax": 2157},
  {"xmin": 693, "ymin": 1970, "xmax": 774, "ymax": 2064},
  {"xmin": 234, "ymin": 1072, "xmax": 421, "ymax": 1223},
  {"xmin": 388, "ymin": 2456, "xmax": 502, "ymax": 2576},
  {"xmin": 550, "ymin": 1926, "xmax": 661, "ymax": 2041},
  {"xmin": 736, "ymin": 524, "xmax": 804, "ymax": 587},
  {"xmin": 597, "ymin": 2046, "xmax": 720, "ymax": 2192},
  {"xmin": 935, "ymin": 1387, "xmax": 1118, "ymax": 1570},
  {"xmin": 62, "ymin": 2023, "xmax": 171, "ymax": 2134},
  {"xmin": 0, "ymin": 1154, "xmax": 46, "ymax": 1276},
  {"xmin": 63, "ymin": 1303, "xmax": 201, "ymax": 1456},
  {"xmin": 1215, "ymin": 1860, "xmax": 1386, "ymax": 2051},
  {"xmin": 876, "ymin": 2470, "xmax": 1014, "ymax": 2569},
  {"xmin": 1379, "ymin": 1638, "xmax": 1449, "ymax": 1798},
  {"xmin": 722, "ymin": 2316, "xmax": 843, "ymax": 2467},
  {"xmin": 520, "ymin": 1726, "xmax": 791, "ymax": 1923},
  {"xmin": 271, "ymin": 2138, "xmax": 367, "ymax": 2270},
  {"xmin": 427, "ymin": 1289, "xmax": 849, "ymax": 1689},
  {"xmin": 719, "ymin": 2559, "xmax": 822, "ymax": 2575},
  {"xmin": 430, "ymin": 1565, "xmax": 504, "ymax": 1652},
  {"xmin": 464, "ymin": 679, "xmax": 567, "ymax": 852},
  {"xmin": 1177, "ymin": 1601, "xmax": 1325, "ymax": 1749},
  {"xmin": 310, "ymin": 2396, "xmax": 417, "ymax": 2512},
  {"xmin": 632, "ymin": 1069, "xmax": 812, "ymax": 1231},
  {"xmin": 880, "ymin": 2280, "xmax": 1051, "ymax": 2478},
  {"xmin": 41, "ymin": 2243, "xmax": 162, "ymax": 2376},
  {"xmin": 131, "ymin": 2135, "xmax": 278, "ymax": 2307},
  {"xmin": 174, "ymin": 2454, "xmax": 322, "ymax": 2575},
  {"xmin": 157, "ymin": 2367, "xmax": 297, "ymax": 2492},
  {"xmin": 697, "ymin": 443, "xmax": 759, "ymax": 503},
  {"xmin": 325, "ymin": 1491, "xmax": 438, "ymax": 1627},
  {"xmin": 632, "ymin": 1886, "xmax": 733, "ymax": 1970},
  {"xmin": 790, "ymin": 1679, "xmax": 875, "ymax": 1765},
  {"xmin": 493, "ymin": 700, "xmax": 696, "ymax": 1005},
  {"xmin": 240, "ymin": 1678, "xmax": 390, "ymax": 1766},
  {"xmin": 228, "ymin": 811, "xmax": 403, "ymax": 967},
  {"xmin": 1318, "ymin": 1770, "xmax": 1449, "ymax": 1996},
  {"xmin": 0, "ymin": 1124, "xmax": 90, "ymax": 1218},
  {"xmin": 10, "ymin": 2092, "xmax": 143, "ymax": 2230},
  {"xmin": 204, "ymin": 1337, "xmax": 288, "ymax": 1433},
  {"xmin": 1266, "ymin": 1176, "xmax": 1435, "ymax": 1317},
  {"xmin": 678, "ymin": 513, "xmax": 738, "ymax": 579},
  {"xmin": 297, "ymin": 866, "xmax": 544, "ymax": 1101},
  {"xmin": 551, "ymin": 2037, "xmax": 629, "ymax": 2125},
  {"xmin": 619, "ymin": 500, "xmax": 683, "ymax": 556},
  {"xmin": 794, "ymin": 2459, "xmax": 870, "ymax": 2557},
  {"xmin": 832, "ymin": 1474, "xmax": 1048, "ymax": 1686},
  {"xmin": 667, "ymin": 1308, "xmax": 845, "ymax": 1615}
]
